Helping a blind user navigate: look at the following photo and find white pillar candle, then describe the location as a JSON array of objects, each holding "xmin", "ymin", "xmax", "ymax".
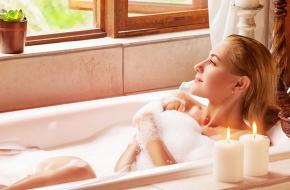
[
  {"xmin": 235, "ymin": 0, "xmax": 260, "ymax": 8},
  {"xmin": 213, "ymin": 127, "xmax": 244, "ymax": 182},
  {"xmin": 239, "ymin": 122, "xmax": 270, "ymax": 176}
]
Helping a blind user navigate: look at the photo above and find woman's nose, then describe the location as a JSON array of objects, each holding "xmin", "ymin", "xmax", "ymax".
[{"xmin": 194, "ymin": 61, "xmax": 205, "ymax": 73}]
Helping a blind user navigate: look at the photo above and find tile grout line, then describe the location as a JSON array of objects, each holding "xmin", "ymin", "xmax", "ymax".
[{"xmin": 122, "ymin": 45, "xmax": 125, "ymax": 95}]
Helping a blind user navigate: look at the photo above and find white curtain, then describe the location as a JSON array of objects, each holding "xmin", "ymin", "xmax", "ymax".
[{"xmin": 208, "ymin": 0, "xmax": 273, "ymax": 49}]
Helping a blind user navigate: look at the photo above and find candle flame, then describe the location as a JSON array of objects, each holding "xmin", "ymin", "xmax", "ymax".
[
  {"xmin": 226, "ymin": 127, "xmax": 231, "ymax": 141},
  {"xmin": 252, "ymin": 122, "xmax": 257, "ymax": 135}
]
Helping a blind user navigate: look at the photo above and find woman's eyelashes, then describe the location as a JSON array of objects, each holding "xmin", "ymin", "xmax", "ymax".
[{"xmin": 208, "ymin": 59, "xmax": 216, "ymax": 66}]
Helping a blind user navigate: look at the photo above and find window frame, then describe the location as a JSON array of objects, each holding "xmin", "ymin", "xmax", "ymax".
[
  {"xmin": 26, "ymin": 0, "xmax": 208, "ymax": 45},
  {"xmin": 26, "ymin": 0, "xmax": 105, "ymax": 46},
  {"xmin": 106, "ymin": 0, "xmax": 208, "ymax": 37}
]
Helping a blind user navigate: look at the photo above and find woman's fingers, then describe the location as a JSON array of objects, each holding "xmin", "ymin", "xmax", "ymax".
[
  {"xmin": 162, "ymin": 96, "xmax": 186, "ymax": 112},
  {"xmin": 163, "ymin": 100, "xmax": 185, "ymax": 112},
  {"xmin": 178, "ymin": 103, "xmax": 186, "ymax": 112}
]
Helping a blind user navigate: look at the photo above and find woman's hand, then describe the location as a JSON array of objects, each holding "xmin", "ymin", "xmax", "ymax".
[{"xmin": 161, "ymin": 96, "xmax": 186, "ymax": 112}]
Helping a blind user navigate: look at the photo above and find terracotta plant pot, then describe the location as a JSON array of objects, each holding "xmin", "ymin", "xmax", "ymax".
[{"xmin": 0, "ymin": 18, "xmax": 27, "ymax": 54}]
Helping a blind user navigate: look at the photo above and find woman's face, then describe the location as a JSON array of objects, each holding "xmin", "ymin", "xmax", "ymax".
[{"xmin": 191, "ymin": 41, "xmax": 240, "ymax": 104}]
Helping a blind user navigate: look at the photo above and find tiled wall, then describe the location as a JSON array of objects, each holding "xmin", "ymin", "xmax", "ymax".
[{"xmin": 0, "ymin": 36, "xmax": 211, "ymax": 112}]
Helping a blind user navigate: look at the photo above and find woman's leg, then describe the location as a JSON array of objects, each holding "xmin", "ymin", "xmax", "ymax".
[
  {"xmin": 114, "ymin": 137, "xmax": 141, "ymax": 172},
  {"xmin": 4, "ymin": 156, "xmax": 96, "ymax": 190}
]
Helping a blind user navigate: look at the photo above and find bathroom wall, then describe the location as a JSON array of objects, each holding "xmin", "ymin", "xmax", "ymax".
[{"xmin": 0, "ymin": 33, "xmax": 211, "ymax": 112}]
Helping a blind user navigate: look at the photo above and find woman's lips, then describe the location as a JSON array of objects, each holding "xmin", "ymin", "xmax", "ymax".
[{"xmin": 194, "ymin": 77, "xmax": 203, "ymax": 82}]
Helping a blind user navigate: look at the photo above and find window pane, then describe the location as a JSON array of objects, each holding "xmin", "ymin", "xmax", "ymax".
[
  {"xmin": 128, "ymin": 0, "xmax": 207, "ymax": 17},
  {"xmin": 0, "ymin": 0, "xmax": 95, "ymax": 36}
]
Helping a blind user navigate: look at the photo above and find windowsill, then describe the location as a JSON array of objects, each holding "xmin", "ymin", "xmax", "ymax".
[{"xmin": 0, "ymin": 28, "xmax": 209, "ymax": 61}]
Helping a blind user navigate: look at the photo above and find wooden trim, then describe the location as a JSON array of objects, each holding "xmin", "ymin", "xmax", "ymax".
[
  {"xmin": 27, "ymin": 0, "xmax": 208, "ymax": 43},
  {"xmin": 117, "ymin": 22, "xmax": 208, "ymax": 38},
  {"xmin": 118, "ymin": 0, "xmax": 129, "ymax": 31},
  {"xmin": 125, "ymin": 9, "xmax": 208, "ymax": 30},
  {"xmin": 96, "ymin": 0, "xmax": 105, "ymax": 30},
  {"xmin": 26, "ymin": 29, "xmax": 106, "ymax": 45},
  {"xmin": 128, "ymin": 2, "xmax": 193, "ymax": 14},
  {"xmin": 69, "ymin": 0, "xmax": 92, "ymax": 11},
  {"xmin": 114, "ymin": 1, "xmax": 208, "ymax": 38},
  {"xmin": 128, "ymin": 1, "xmax": 207, "ymax": 14},
  {"xmin": 26, "ymin": 0, "xmax": 104, "ymax": 45},
  {"xmin": 69, "ymin": 0, "xmax": 207, "ymax": 14},
  {"xmin": 72, "ymin": 0, "xmax": 208, "ymax": 38},
  {"xmin": 104, "ymin": 0, "xmax": 120, "ymax": 37}
]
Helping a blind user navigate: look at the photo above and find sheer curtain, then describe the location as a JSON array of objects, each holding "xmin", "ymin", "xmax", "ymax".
[{"xmin": 208, "ymin": 0, "xmax": 273, "ymax": 48}]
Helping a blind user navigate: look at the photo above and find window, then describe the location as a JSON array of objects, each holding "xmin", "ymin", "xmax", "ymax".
[
  {"xmin": 1, "ymin": 0, "xmax": 207, "ymax": 45},
  {"xmin": 0, "ymin": 0, "xmax": 105, "ymax": 45},
  {"xmin": 122, "ymin": 0, "xmax": 208, "ymax": 37},
  {"xmin": 74, "ymin": 0, "xmax": 208, "ymax": 37}
]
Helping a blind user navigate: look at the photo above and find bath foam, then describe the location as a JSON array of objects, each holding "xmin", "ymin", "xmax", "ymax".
[{"xmin": 134, "ymin": 110, "xmax": 214, "ymax": 170}]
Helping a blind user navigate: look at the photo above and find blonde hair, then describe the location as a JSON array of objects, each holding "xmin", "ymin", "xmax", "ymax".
[{"xmin": 225, "ymin": 35, "xmax": 279, "ymax": 131}]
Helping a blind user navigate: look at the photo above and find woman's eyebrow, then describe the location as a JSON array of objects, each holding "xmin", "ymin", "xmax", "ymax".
[{"xmin": 210, "ymin": 53, "xmax": 221, "ymax": 62}]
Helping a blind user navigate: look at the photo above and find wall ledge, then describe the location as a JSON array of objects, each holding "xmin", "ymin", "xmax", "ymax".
[{"xmin": 0, "ymin": 29, "xmax": 209, "ymax": 61}]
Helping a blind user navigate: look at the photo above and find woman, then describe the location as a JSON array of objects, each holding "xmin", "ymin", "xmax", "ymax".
[{"xmin": 115, "ymin": 34, "xmax": 279, "ymax": 171}]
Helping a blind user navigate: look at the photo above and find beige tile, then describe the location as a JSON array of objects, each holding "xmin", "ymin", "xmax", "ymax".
[
  {"xmin": 124, "ymin": 37, "xmax": 211, "ymax": 93},
  {"xmin": 0, "ymin": 47, "xmax": 123, "ymax": 112}
]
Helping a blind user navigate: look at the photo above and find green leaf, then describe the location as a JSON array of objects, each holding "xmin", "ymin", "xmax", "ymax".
[
  {"xmin": 1, "ymin": 9, "xmax": 25, "ymax": 22},
  {"xmin": 0, "ymin": 12, "xmax": 5, "ymax": 20},
  {"xmin": 18, "ymin": 10, "xmax": 25, "ymax": 21}
]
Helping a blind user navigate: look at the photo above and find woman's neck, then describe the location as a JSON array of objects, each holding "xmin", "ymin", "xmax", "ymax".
[{"xmin": 204, "ymin": 97, "xmax": 249, "ymax": 130}]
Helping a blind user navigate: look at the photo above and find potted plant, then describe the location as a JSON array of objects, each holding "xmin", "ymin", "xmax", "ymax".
[{"xmin": 0, "ymin": 9, "xmax": 27, "ymax": 54}]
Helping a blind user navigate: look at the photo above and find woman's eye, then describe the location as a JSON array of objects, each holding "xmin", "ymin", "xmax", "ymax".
[{"xmin": 209, "ymin": 59, "xmax": 216, "ymax": 66}]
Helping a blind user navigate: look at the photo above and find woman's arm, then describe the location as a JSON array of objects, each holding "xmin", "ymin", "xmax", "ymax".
[
  {"xmin": 146, "ymin": 136, "xmax": 176, "ymax": 166},
  {"xmin": 137, "ymin": 112, "xmax": 176, "ymax": 166},
  {"xmin": 114, "ymin": 139, "xmax": 141, "ymax": 172}
]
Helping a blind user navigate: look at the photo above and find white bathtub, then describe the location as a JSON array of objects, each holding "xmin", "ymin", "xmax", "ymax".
[{"xmin": 0, "ymin": 90, "xmax": 289, "ymax": 190}]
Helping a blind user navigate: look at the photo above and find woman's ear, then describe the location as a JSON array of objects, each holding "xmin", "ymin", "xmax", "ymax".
[{"xmin": 233, "ymin": 76, "xmax": 251, "ymax": 93}]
